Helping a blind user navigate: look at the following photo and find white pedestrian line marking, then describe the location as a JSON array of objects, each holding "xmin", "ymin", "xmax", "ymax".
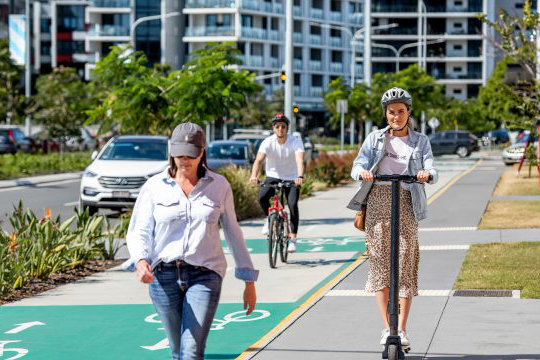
[
  {"xmin": 5, "ymin": 322, "xmax": 45, "ymax": 334},
  {"xmin": 326, "ymin": 289, "xmax": 453, "ymax": 297},
  {"xmin": 420, "ymin": 245, "xmax": 470, "ymax": 250},
  {"xmin": 419, "ymin": 227, "xmax": 477, "ymax": 232},
  {"xmin": 64, "ymin": 201, "xmax": 79, "ymax": 207}
]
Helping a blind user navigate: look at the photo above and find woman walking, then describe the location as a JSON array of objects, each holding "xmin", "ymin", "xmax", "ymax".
[
  {"xmin": 125, "ymin": 123, "xmax": 258, "ymax": 360},
  {"xmin": 347, "ymin": 87, "xmax": 438, "ymax": 350}
]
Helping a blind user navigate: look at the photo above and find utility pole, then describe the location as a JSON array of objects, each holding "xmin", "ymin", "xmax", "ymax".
[
  {"xmin": 363, "ymin": 0, "xmax": 372, "ymax": 137},
  {"xmin": 284, "ymin": 0, "xmax": 294, "ymax": 131},
  {"xmin": 25, "ymin": 0, "xmax": 31, "ymax": 136}
]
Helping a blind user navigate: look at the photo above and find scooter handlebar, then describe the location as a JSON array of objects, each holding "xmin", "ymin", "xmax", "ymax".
[{"xmin": 374, "ymin": 174, "xmax": 433, "ymax": 183}]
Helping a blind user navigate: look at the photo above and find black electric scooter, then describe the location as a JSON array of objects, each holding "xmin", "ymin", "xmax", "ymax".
[{"xmin": 374, "ymin": 174, "xmax": 431, "ymax": 360}]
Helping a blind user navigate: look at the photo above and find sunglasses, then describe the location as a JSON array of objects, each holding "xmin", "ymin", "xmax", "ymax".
[
  {"xmin": 174, "ymin": 155, "xmax": 198, "ymax": 160},
  {"xmin": 273, "ymin": 124, "xmax": 287, "ymax": 129}
]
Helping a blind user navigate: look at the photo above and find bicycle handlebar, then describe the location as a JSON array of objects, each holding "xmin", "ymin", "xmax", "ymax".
[
  {"xmin": 260, "ymin": 180, "xmax": 296, "ymax": 189},
  {"xmin": 374, "ymin": 174, "xmax": 433, "ymax": 183}
]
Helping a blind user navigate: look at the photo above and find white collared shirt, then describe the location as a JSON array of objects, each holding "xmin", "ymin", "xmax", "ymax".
[{"xmin": 124, "ymin": 168, "xmax": 259, "ymax": 282}]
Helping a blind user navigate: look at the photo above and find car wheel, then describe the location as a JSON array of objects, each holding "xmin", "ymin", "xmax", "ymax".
[
  {"xmin": 80, "ymin": 199, "xmax": 98, "ymax": 216},
  {"xmin": 456, "ymin": 146, "xmax": 469, "ymax": 158}
]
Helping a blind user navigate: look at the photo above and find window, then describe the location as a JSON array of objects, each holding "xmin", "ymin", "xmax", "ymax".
[
  {"xmin": 312, "ymin": 74, "xmax": 323, "ymax": 87},
  {"xmin": 515, "ymin": 2, "xmax": 524, "ymax": 9},
  {"xmin": 454, "ymin": 23, "xmax": 462, "ymax": 28},
  {"xmin": 57, "ymin": 41, "xmax": 84, "ymax": 55},
  {"xmin": 40, "ymin": 18, "xmax": 51, "ymax": 33},
  {"xmin": 310, "ymin": 48, "xmax": 322, "ymax": 60},
  {"xmin": 330, "ymin": 28, "xmax": 341, "ymax": 38},
  {"xmin": 453, "ymin": 66, "xmax": 462, "ymax": 72},
  {"xmin": 241, "ymin": 15, "xmax": 252, "ymax": 27},
  {"xmin": 294, "ymin": 47, "xmax": 302, "ymax": 59},
  {"xmin": 454, "ymin": 1, "xmax": 463, "ymax": 6},
  {"xmin": 331, "ymin": 50, "xmax": 342, "ymax": 62},
  {"xmin": 271, "ymin": 44, "xmax": 279, "ymax": 58},
  {"xmin": 310, "ymin": 25, "xmax": 321, "ymax": 35},
  {"xmin": 453, "ymin": 88, "xmax": 462, "ymax": 94},
  {"xmin": 453, "ymin": 44, "xmax": 462, "ymax": 50},
  {"xmin": 41, "ymin": 41, "xmax": 51, "ymax": 56},
  {"xmin": 57, "ymin": 5, "xmax": 84, "ymax": 31}
]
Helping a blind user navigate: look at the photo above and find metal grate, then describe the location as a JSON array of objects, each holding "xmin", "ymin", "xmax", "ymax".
[
  {"xmin": 453, "ymin": 290, "xmax": 513, "ymax": 297},
  {"xmin": 98, "ymin": 176, "xmax": 147, "ymax": 189}
]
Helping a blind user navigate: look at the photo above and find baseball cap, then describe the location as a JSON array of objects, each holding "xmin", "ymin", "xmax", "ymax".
[{"xmin": 170, "ymin": 123, "xmax": 205, "ymax": 158}]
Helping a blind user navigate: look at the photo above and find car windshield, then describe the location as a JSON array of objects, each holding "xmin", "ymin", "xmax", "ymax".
[
  {"xmin": 99, "ymin": 140, "xmax": 168, "ymax": 161},
  {"xmin": 208, "ymin": 144, "xmax": 246, "ymax": 160}
]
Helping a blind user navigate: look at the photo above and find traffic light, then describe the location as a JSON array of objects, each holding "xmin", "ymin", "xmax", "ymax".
[
  {"xmin": 280, "ymin": 70, "xmax": 286, "ymax": 83},
  {"xmin": 293, "ymin": 105, "xmax": 299, "ymax": 114}
]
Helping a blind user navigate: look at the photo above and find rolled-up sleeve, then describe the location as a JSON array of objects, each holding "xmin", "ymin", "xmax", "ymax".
[
  {"xmin": 351, "ymin": 134, "xmax": 373, "ymax": 181},
  {"xmin": 422, "ymin": 137, "xmax": 439, "ymax": 184},
  {"xmin": 123, "ymin": 184, "xmax": 155, "ymax": 271},
  {"xmin": 220, "ymin": 184, "xmax": 259, "ymax": 282}
]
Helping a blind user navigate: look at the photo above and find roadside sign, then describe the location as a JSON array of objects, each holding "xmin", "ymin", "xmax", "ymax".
[
  {"xmin": 337, "ymin": 99, "xmax": 348, "ymax": 114},
  {"xmin": 428, "ymin": 117, "xmax": 440, "ymax": 130}
]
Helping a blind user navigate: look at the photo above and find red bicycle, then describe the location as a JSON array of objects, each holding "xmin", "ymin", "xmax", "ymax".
[{"xmin": 262, "ymin": 180, "xmax": 294, "ymax": 268}]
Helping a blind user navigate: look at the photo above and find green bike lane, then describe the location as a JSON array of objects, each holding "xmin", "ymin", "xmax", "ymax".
[{"xmin": 0, "ymin": 236, "xmax": 366, "ymax": 360}]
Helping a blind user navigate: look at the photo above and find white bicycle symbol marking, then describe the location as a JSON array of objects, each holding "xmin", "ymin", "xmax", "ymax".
[
  {"xmin": 211, "ymin": 310, "xmax": 271, "ymax": 331},
  {"xmin": 297, "ymin": 237, "xmax": 364, "ymax": 246},
  {"xmin": 0, "ymin": 340, "xmax": 28, "ymax": 360},
  {"xmin": 144, "ymin": 309, "xmax": 271, "ymax": 332}
]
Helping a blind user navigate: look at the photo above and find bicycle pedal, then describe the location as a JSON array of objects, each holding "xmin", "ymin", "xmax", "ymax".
[{"xmin": 403, "ymin": 346, "xmax": 410, "ymax": 353}]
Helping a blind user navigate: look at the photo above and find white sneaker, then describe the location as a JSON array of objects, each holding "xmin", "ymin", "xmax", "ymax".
[
  {"xmin": 261, "ymin": 221, "xmax": 269, "ymax": 235},
  {"xmin": 380, "ymin": 328, "xmax": 390, "ymax": 345},
  {"xmin": 287, "ymin": 239, "xmax": 297, "ymax": 253},
  {"xmin": 398, "ymin": 330, "xmax": 410, "ymax": 347}
]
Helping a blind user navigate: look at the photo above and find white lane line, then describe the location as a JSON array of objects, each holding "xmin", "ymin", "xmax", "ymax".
[
  {"xmin": 64, "ymin": 201, "xmax": 79, "ymax": 207},
  {"xmin": 0, "ymin": 178, "xmax": 80, "ymax": 192},
  {"xmin": 419, "ymin": 227, "xmax": 477, "ymax": 232},
  {"xmin": 326, "ymin": 289, "xmax": 453, "ymax": 297},
  {"xmin": 420, "ymin": 245, "xmax": 470, "ymax": 251}
]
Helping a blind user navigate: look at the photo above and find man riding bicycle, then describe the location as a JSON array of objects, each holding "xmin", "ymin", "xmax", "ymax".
[{"xmin": 249, "ymin": 114, "xmax": 305, "ymax": 253}]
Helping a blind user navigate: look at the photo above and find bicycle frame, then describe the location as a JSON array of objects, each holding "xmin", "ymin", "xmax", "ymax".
[{"xmin": 267, "ymin": 186, "xmax": 291, "ymax": 238}]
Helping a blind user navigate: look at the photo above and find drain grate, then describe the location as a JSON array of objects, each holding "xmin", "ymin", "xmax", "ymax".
[{"xmin": 453, "ymin": 290, "xmax": 513, "ymax": 297}]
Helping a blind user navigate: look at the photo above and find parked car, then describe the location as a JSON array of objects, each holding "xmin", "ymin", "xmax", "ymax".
[
  {"xmin": 488, "ymin": 129, "xmax": 510, "ymax": 144},
  {"xmin": 79, "ymin": 135, "xmax": 169, "ymax": 215},
  {"xmin": 229, "ymin": 130, "xmax": 270, "ymax": 152},
  {"xmin": 0, "ymin": 125, "xmax": 37, "ymax": 153},
  {"xmin": 501, "ymin": 134, "xmax": 538, "ymax": 165},
  {"xmin": 0, "ymin": 133, "xmax": 17, "ymax": 154},
  {"xmin": 428, "ymin": 130, "xmax": 480, "ymax": 158},
  {"xmin": 65, "ymin": 127, "xmax": 97, "ymax": 151},
  {"xmin": 206, "ymin": 140, "xmax": 255, "ymax": 170}
]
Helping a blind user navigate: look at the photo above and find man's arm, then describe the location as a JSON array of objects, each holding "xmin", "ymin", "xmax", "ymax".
[
  {"xmin": 294, "ymin": 151, "xmax": 304, "ymax": 186},
  {"xmin": 249, "ymin": 152, "xmax": 266, "ymax": 184}
]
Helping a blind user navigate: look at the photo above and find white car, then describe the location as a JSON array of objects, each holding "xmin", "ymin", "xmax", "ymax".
[
  {"xmin": 80, "ymin": 135, "xmax": 169, "ymax": 214},
  {"xmin": 502, "ymin": 141, "xmax": 538, "ymax": 166}
]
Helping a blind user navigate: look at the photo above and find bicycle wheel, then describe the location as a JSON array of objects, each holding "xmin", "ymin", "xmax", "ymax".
[
  {"xmin": 279, "ymin": 220, "xmax": 289, "ymax": 263},
  {"xmin": 387, "ymin": 344, "xmax": 398, "ymax": 360},
  {"xmin": 268, "ymin": 213, "xmax": 280, "ymax": 268}
]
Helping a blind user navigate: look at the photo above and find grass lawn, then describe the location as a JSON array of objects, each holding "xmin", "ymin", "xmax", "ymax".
[
  {"xmin": 478, "ymin": 200, "xmax": 540, "ymax": 229},
  {"xmin": 455, "ymin": 242, "xmax": 540, "ymax": 299},
  {"xmin": 494, "ymin": 164, "xmax": 540, "ymax": 196}
]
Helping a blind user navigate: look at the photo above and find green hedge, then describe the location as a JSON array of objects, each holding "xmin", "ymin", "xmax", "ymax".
[{"xmin": 0, "ymin": 152, "xmax": 92, "ymax": 180}]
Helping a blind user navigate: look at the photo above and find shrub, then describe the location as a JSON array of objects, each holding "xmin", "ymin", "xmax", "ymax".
[
  {"xmin": 0, "ymin": 152, "xmax": 92, "ymax": 180},
  {"xmin": 307, "ymin": 151, "xmax": 356, "ymax": 186},
  {"xmin": 217, "ymin": 166, "xmax": 265, "ymax": 221}
]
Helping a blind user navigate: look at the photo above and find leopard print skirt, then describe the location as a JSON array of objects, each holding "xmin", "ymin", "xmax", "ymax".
[{"xmin": 364, "ymin": 184, "xmax": 419, "ymax": 298}]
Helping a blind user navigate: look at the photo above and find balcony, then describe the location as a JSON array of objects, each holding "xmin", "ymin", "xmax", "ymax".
[
  {"xmin": 269, "ymin": 30, "xmax": 281, "ymax": 40},
  {"xmin": 309, "ymin": 60, "xmax": 322, "ymax": 71},
  {"xmin": 294, "ymin": 59, "xmax": 303, "ymax": 69},
  {"xmin": 269, "ymin": 57, "xmax": 279, "ymax": 68},
  {"xmin": 88, "ymin": 24, "xmax": 129, "ymax": 36},
  {"xmin": 331, "ymin": 62, "xmax": 343, "ymax": 72},
  {"xmin": 293, "ymin": 32, "xmax": 303, "ymax": 43},
  {"xmin": 310, "ymin": 34, "xmax": 322, "ymax": 45},
  {"xmin": 348, "ymin": 14, "xmax": 363, "ymax": 25},
  {"xmin": 294, "ymin": 85, "xmax": 301, "ymax": 96},
  {"xmin": 330, "ymin": 37, "xmax": 342, "ymax": 47},
  {"xmin": 185, "ymin": 26, "xmax": 235, "ymax": 37},
  {"xmin": 311, "ymin": 8, "xmax": 323, "ymax": 19},
  {"xmin": 89, "ymin": 0, "xmax": 131, "ymax": 7},
  {"xmin": 242, "ymin": 27, "xmax": 267, "ymax": 39},
  {"xmin": 293, "ymin": 5, "xmax": 301, "ymax": 16},
  {"xmin": 249, "ymin": 55, "xmax": 263, "ymax": 67},
  {"xmin": 330, "ymin": 11, "xmax": 342, "ymax": 22},
  {"xmin": 274, "ymin": 3, "xmax": 283, "ymax": 13},
  {"xmin": 431, "ymin": 71, "xmax": 482, "ymax": 80},
  {"xmin": 185, "ymin": 0, "xmax": 235, "ymax": 8},
  {"xmin": 376, "ymin": 27, "xmax": 418, "ymax": 35},
  {"xmin": 427, "ymin": 4, "xmax": 483, "ymax": 12},
  {"xmin": 372, "ymin": 4, "xmax": 417, "ymax": 12},
  {"xmin": 310, "ymin": 86, "xmax": 323, "ymax": 97}
]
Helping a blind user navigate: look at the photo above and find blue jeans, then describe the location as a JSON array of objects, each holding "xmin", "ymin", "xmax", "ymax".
[{"xmin": 149, "ymin": 261, "xmax": 223, "ymax": 360}]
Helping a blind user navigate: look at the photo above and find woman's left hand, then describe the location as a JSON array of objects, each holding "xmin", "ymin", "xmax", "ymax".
[
  {"xmin": 243, "ymin": 282, "xmax": 257, "ymax": 315},
  {"xmin": 417, "ymin": 170, "xmax": 431, "ymax": 183}
]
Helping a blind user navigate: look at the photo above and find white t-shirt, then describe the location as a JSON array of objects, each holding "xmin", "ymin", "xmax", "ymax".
[
  {"xmin": 377, "ymin": 134, "xmax": 414, "ymax": 188},
  {"xmin": 258, "ymin": 134, "xmax": 305, "ymax": 180}
]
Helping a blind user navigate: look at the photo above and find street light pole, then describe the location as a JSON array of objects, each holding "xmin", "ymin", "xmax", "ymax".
[
  {"xmin": 25, "ymin": 0, "xmax": 31, "ymax": 136},
  {"xmin": 130, "ymin": 11, "xmax": 182, "ymax": 47},
  {"xmin": 371, "ymin": 39, "xmax": 443, "ymax": 72},
  {"xmin": 284, "ymin": 0, "xmax": 294, "ymax": 130}
]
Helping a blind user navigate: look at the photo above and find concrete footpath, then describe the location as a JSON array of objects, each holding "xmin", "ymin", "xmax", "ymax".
[{"xmin": 244, "ymin": 155, "xmax": 540, "ymax": 359}]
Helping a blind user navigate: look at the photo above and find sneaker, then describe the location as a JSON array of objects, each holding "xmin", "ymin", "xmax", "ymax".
[
  {"xmin": 398, "ymin": 330, "xmax": 410, "ymax": 347},
  {"xmin": 261, "ymin": 221, "xmax": 269, "ymax": 235},
  {"xmin": 380, "ymin": 328, "xmax": 390, "ymax": 345},
  {"xmin": 287, "ymin": 239, "xmax": 297, "ymax": 253}
]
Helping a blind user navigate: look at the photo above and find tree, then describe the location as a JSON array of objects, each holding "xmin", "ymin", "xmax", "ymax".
[
  {"xmin": 0, "ymin": 39, "xmax": 24, "ymax": 124},
  {"xmin": 87, "ymin": 46, "xmax": 170, "ymax": 134},
  {"xmin": 30, "ymin": 66, "xmax": 91, "ymax": 137},
  {"xmin": 165, "ymin": 43, "xmax": 262, "ymax": 127}
]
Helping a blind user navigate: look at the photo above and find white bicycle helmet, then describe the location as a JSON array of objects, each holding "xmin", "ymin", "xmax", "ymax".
[{"xmin": 381, "ymin": 87, "xmax": 413, "ymax": 112}]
